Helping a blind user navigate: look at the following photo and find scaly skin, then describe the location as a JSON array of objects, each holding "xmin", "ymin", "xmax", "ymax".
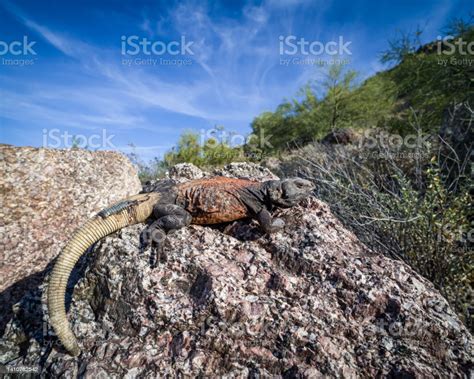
[
  {"xmin": 176, "ymin": 177, "xmax": 263, "ymax": 224},
  {"xmin": 47, "ymin": 176, "xmax": 314, "ymax": 356}
]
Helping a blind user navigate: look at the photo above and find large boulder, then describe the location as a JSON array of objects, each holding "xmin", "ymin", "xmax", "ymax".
[
  {"xmin": 0, "ymin": 163, "xmax": 472, "ymax": 377},
  {"xmin": 0, "ymin": 145, "xmax": 141, "ymax": 334}
]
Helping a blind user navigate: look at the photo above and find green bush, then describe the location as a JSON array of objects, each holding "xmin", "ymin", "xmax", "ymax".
[
  {"xmin": 164, "ymin": 130, "xmax": 246, "ymax": 168},
  {"xmin": 127, "ymin": 128, "xmax": 254, "ymax": 183}
]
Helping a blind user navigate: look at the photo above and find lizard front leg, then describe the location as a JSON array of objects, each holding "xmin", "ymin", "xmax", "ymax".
[
  {"xmin": 141, "ymin": 204, "xmax": 192, "ymax": 267},
  {"xmin": 256, "ymin": 208, "xmax": 285, "ymax": 234}
]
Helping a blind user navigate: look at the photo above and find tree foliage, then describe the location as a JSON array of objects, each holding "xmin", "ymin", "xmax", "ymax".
[{"xmin": 164, "ymin": 129, "xmax": 245, "ymax": 168}]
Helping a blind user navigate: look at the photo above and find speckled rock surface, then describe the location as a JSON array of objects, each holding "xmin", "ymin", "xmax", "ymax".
[
  {"xmin": 213, "ymin": 162, "xmax": 279, "ymax": 181},
  {"xmin": 167, "ymin": 163, "xmax": 208, "ymax": 183},
  {"xmin": 0, "ymin": 145, "xmax": 141, "ymax": 331},
  {"xmin": 0, "ymin": 163, "xmax": 473, "ymax": 377},
  {"xmin": 163, "ymin": 162, "xmax": 278, "ymax": 183}
]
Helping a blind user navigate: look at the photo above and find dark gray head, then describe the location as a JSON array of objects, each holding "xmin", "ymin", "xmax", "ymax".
[{"xmin": 265, "ymin": 178, "xmax": 314, "ymax": 208}]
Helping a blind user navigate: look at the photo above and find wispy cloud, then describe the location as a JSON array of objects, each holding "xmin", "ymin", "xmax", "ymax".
[{"xmin": 4, "ymin": 2, "xmax": 283, "ymax": 127}]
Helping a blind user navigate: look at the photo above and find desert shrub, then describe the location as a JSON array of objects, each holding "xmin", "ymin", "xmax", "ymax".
[
  {"xmin": 164, "ymin": 130, "xmax": 247, "ymax": 168},
  {"xmin": 127, "ymin": 129, "xmax": 254, "ymax": 183},
  {"xmin": 277, "ymin": 126, "xmax": 472, "ymax": 330}
]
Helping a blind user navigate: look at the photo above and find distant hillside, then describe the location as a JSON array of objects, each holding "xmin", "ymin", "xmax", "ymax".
[{"xmin": 250, "ymin": 25, "xmax": 474, "ymax": 153}]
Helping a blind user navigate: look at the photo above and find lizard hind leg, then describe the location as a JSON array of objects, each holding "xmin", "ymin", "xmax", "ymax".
[{"xmin": 141, "ymin": 204, "xmax": 192, "ymax": 267}]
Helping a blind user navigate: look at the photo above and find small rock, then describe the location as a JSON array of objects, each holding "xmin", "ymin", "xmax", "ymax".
[
  {"xmin": 213, "ymin": 162, "xmax": 279, "ymax": 181},
  {"xmin": 168, "ymin": 163, "xmax": 206, "ymax": 182}
]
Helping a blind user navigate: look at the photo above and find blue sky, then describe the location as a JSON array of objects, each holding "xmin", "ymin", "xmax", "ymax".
[{"xmin": 0, "ymin": 0, "xmax": 472, "ymax": 160}]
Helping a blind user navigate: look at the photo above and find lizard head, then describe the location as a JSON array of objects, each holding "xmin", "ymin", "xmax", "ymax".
[{"xmin": 266, "ymin": 178, "xmax": 314, "ymax": 208}]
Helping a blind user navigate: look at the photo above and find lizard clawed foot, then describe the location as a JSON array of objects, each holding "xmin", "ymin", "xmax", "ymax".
[
  {"xmin": 140, "ymin": 223, "xmax": 167, "ymax": 268},
  {"xmin": 142, "ymin": 208, "xmax": 192, "ymax": 268},
  {"xmin": 149, "ymin": 244, "xmax": 166, "ymax": 268},
  {"xmin": 256, "ymin": 209, "xmax": 286, "ymax": 234}
]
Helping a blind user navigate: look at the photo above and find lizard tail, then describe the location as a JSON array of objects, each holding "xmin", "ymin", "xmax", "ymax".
[{"xmin": 47, "ymin": 192, "xmax": 161, "ymax": 356}]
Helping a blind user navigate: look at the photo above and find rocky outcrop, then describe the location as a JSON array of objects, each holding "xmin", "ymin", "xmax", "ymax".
[
  {"xmin": 0, "ymin": 163, "xmax": 473, "ymax": 377},
  {"xmin": 212, "ymin": 162, "xmax": 279, "ymax": 181},
  {"xmin": 166, "ymin": 162, "xmax": 278, "ymax": 182},
  {"xmin": 0, "ymin": 145, "xmax": 141, "ymax": 337},
  {"xmin": 168, "ymin": 162, "xmax": 207, "ymax": 183}
]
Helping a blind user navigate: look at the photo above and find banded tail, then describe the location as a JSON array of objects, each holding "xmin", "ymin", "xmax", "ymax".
[{"xmin": 47, "ymin": 192, "xmax": 160, "ymax": 356}]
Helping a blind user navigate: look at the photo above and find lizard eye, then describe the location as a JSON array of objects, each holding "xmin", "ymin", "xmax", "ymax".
[{"xmin": 294, "ymin": 180, "xmax": 306, "ymax": 188}]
